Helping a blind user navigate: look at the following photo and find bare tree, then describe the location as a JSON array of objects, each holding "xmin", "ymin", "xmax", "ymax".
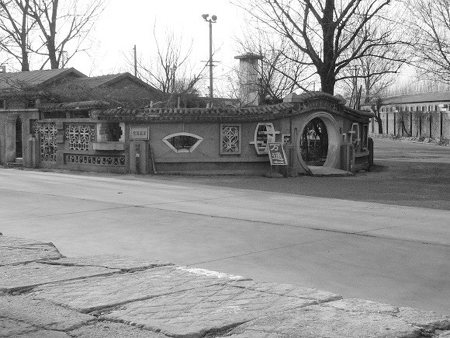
[
  {"xmin": 127, "ymin": 26, "xmax": 207, "ymax": 107},
  {"xmin": 235, "ymin": 0, "xmax": 404, "ymax": 95},
  {"xmin": 0, "ymin": 0, "xmax": 106, "ymax": 70},
  {"xmin": 0, "ymin": 0, "xmax": 34, "ymax": 71},
  {"xmin": 340, "ymin": 42, "xmax": 406, "ymax": 107},
  {"xmin": 405, "ymin": 0, "xmax": 450, "ymax": 84},
  {"xmin": 28, "ymin": 0, "xmax": 106, "ymax": 69},
  {"xmin": 371, "ymin": 96, "xmax": 383, "ymax": 134}
]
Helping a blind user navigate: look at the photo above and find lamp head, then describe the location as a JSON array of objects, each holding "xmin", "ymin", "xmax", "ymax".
[
  {"xmin": 202, "ymin": 14, "xmax": 209, "ymax": 21},
  {"xmin": 211, "ymin": 15, "xmax": 217, "ymax": 22}
]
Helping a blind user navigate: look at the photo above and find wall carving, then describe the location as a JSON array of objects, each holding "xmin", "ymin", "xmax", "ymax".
[
  {"xmin": 162, "ymin": 132, "xmax": 203, "ymax": 153},
  {"xmin": 35, "ymin": 123, "xmax": 57, "ymax": 162},
  {"xmin": 65, "ymin": 125, "xmax": 95, "ymax": 151},
  {"xmin": 65, "ymin": 154, "xmax": 125, "ymax": 166},
  {"xmin": 220, "ymin": 124, "xmax": 241, "ymax": 154}
]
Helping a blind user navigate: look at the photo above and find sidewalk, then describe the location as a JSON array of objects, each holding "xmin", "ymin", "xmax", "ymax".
[{"xmin": 1, "ymin": 236, "xmax": 449, "ymax": 338}]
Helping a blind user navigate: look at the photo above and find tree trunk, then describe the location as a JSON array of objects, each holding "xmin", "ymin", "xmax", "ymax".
[
  {"xmin": 320, "ymin": 71, "xmax": 336, "ymax": 95},
  {"xmin": 375, "ymin": 114, "xmax": 383, "ymax": 134},
  {"xmin": 21, "ymin": 48, "xmax": 30, "ymax": 71},
  {"xmin": 48, "ymin": 42, "xmax": 59, "ymax": 69},
  {"xmin": 320, "ymin": 0, "xmax": 336, "ymax": 95}
]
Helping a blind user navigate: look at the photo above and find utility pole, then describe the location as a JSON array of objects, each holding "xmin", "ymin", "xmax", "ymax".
[{"xmin": 202, "ymin": 14, "xmax": 217, "ymax": 102}]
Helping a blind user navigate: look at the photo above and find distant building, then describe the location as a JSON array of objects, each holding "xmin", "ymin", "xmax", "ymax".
[
  {"xmin": 362, "ymin": 92, "xmax": 450, "ymax": 138},
  {"xmin": 363, "ymin": 91, "xmax": 450, "ymax": 113}
]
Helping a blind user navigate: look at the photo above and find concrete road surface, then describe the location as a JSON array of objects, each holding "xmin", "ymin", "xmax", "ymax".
[{"xmin": 1, "ymin": 138, "xmax": 449, "ymax": 315}]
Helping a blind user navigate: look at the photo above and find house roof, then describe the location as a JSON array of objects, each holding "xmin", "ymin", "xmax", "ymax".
[
  {"xmin": 0, "ymin": 68, "xmax": 86, "ymax": 91},
  {"xmin": 40, "ymin": 100, "xmax": 111, "ymax": 112},
  {"xmin": 70, "ymin": 72, "xmax": 159, "ymax": 92},
  {"xmin": 380, "ymin": 91, "xmax": 450, "ymax": 105}
]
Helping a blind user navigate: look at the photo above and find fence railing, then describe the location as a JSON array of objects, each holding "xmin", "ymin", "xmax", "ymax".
[{"xmin": 370, "ymin": 111, "xmax": 450, "ymax": 140}]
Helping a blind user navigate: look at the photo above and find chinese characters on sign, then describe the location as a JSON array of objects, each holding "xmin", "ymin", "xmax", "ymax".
[
  {"xmin": 267, "ymin": 142, "xmax": 288, "ymax": 166},
  {"xmin": 130, "ymin": 127, "xmax": 149, "ymax": 140}
]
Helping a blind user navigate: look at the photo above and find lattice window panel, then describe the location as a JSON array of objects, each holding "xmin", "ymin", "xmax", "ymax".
[
  {"xmin": 65, "ymin": 125, "xmax": 95, "ymax": 151},
  {"xmin": 36, "ymin": 123, "xmax": 57, "ymax": 162},
  {"xmin": 65, "ymin": 154, "xmax": 125, "ymax": 166},
  {"xmin": 220, "ymin": 125, "xmax": 241, "ymax": 154}
]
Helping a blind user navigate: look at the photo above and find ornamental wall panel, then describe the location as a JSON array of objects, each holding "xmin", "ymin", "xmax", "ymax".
[
  {"xmin": 35, "ymin": 123, "xmax": 57, "ymax": 162},
  {"xmin": 65, "ymin": 124, "xmax": 96, "ymax": 151},
  {"xmin": 220, "ymin": 124, "xmax": 241, "ymax": 155}
]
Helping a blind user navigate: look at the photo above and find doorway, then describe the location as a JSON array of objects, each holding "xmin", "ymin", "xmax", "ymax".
[
  {"xmin": 15, "ymin": 117, "xmax": 23, "ymax": 158},
  {"xmin": 300, "ymin": 117, "xmax": 328, "ymax": 166}
]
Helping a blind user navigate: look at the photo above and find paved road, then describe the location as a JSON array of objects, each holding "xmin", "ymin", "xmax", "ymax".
[{"xmin": 1, "ymin": 138, "xmax": 449, "ymax": 316}]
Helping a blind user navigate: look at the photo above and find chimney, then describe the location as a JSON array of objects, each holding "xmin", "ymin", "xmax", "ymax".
[
  {"xmin": 234, "ymin": 53, "xmax": 263, "ymax": 107},
  {"xmin": 1, "ymin": 65, "xmax": 6, "ymax": 73}
]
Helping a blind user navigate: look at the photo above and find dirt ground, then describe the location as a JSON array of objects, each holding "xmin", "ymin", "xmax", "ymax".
[{"xmin": 151, "ymin": 138, "xmax": 450, "ymax": 211}]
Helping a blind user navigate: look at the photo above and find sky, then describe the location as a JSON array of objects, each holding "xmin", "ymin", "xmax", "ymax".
[{"xmin": 70, "ymin": 0, "xmax": 247, "ymax": 95}]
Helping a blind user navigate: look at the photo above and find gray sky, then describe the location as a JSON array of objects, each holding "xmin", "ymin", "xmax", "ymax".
[{"xmin": 71, "ymin": 0, "xmax": 245, "ymax": 93}]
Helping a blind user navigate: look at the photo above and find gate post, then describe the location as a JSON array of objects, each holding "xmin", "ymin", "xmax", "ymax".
[
  {"xmin": 27, "ymin": 135, "xmax": 40, "ymax": 168},
  {"xmin": 129, "ymin": 141, "xmax": 148, "ymax": 174}
]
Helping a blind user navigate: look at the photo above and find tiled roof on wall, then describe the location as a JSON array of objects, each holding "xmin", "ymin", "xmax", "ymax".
[{"xmin": 98, "ymin": 102, "xmax": 296, "ymax": 122}]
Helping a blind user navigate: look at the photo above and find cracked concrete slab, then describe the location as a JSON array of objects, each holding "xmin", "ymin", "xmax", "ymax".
[
  {"xmin": 230, "ymin": 280, "xmax": 342, "ymax": 303},
  {"xmin": 38, "ymin": 254, "xmax": 173, "ymax": 271},
  {"xmin": 322, "ymin": 299, "xmax": 450, "ymax": 336},
  {"xmin": 1, "ymin": 235, "xmax": 449, "ymax": 338},
  {"xmin": 67, "ymin": 321, "xmax": 169, "ymax": 338},
  {"xmin": 0, "ymin": 296, "xmax": 94, "ymax": 331},
  {"xmin": 0, "ymin": 262, "xmax": 120, "ymax": 294},
  {"xmin": 226, "ymin": 299, "xmax": 450, "ymax": 338},
  {"xmin": 0, "ymin": 317, "xmax": 36, "ymax": 337},
  {"xmin": 226, "ymin": 307, "xmax": 420, "ymax": 338},
  {"xmin": 7, "ymin": 330, "xmax": 71, "ymax": 338},
  {"xmin": 30, "ymin": 266, "xmax": 246, "ymax": 312},
  {"xmin": 38, "ymin": 254, "xmax": 174, "ymax": 271},
  {"xmin": 103, "ymin": 283, "xmax": 327, "ymax": 337},
  {"xmin": 0, "ymin": 236, "xmax": 63, "ymax": 266}
]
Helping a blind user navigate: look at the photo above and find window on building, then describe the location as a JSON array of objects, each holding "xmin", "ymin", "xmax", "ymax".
[
  {"xmin": 108, "ymin": 123, "xmax": 123, "ymax": 141},
  {"xmin": 0, "ymin": 99, "xmax": 6, "ymax": 109},
  {"xmin": 26, "ymin": 99, "xmax": 36, "ymax": 108},
  {"xmin": 162, "ymin": 132, "xmax": 203, "ymax": 153}
]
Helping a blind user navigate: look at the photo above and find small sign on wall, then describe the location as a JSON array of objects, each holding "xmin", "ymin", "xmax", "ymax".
[
  {"xmin": 267, "ymin": 142, "xmax": 288, "ymax": 166},
  {"xmin": 130, "ymin": 127, "xmax": 149, "ymax": 140}
]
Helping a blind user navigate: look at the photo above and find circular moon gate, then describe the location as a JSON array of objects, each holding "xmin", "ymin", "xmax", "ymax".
[
  {"xmin": 300, "ymin": 117, "xmax": 328, "ymax": 166},
  {"xmin": 296, "ymin": 112, "xmax": 341, "ymax": 170}
]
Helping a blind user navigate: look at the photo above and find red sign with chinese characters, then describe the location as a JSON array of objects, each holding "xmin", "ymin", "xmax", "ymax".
[{"xmin": 267, "ymin": 142, "xmax": 288, "ymax": 166}]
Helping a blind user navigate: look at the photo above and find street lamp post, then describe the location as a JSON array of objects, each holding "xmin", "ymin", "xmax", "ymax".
[{"xmin": 202, "ymin": 14, "xmax": 217, "ymax": 102}]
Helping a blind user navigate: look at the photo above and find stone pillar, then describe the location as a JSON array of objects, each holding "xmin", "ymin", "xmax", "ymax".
[
  {"xmin": 55, "ymin": 121, "xmax": 65, "ymax": 166},
  {"xmin": 26, "ymin": 136, "xmax": 40, "ymax": 168},
  {"xmin": 5, "ymin": 115, "xmax": 17, "ymax": 163}
]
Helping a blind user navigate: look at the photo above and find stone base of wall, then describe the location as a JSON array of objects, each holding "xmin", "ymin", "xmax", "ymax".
[{"xmin": 155, "ymin": 161, "xmax": 272, "ymax": 176}]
